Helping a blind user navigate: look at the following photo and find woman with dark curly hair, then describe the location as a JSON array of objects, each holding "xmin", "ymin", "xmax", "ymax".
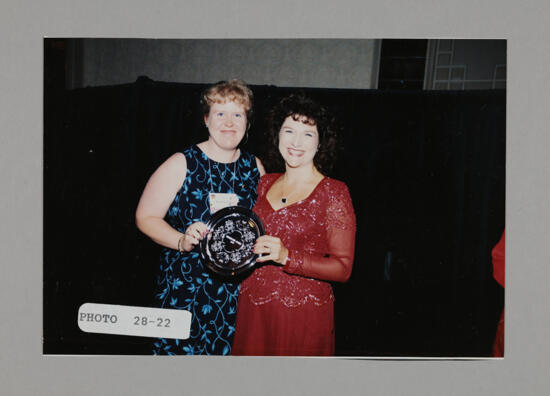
[{"xmin": 232, "ymin": 93, "xmax": 356, "ymax": 356}]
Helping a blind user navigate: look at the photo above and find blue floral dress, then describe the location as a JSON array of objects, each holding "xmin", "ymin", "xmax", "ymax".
[{"xmin": 153, "ymin": 145, "xmax": 260, "ymax": 355}]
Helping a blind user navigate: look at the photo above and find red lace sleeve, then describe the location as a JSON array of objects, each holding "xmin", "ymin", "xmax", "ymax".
[{"xmin": 284, "ymin": 180, "xmax": 356, "ymax": 282}]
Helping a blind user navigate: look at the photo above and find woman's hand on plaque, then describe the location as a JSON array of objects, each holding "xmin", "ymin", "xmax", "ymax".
[
  {"xmin": 253, "ymin": 235, "xmax": 289, "ymax": 265},
  {"xmin": 181, "ymin": 221, "xmax": 209, "ymax": 252}
]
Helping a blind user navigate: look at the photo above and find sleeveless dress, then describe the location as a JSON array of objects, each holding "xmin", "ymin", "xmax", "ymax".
[
  {"xmin": 153, "ymin": 145, "xmax": 260, "ymax": 355},
  {"xmin": 233, "ymin": 173, "xmax": 356, "ymax": 356}
]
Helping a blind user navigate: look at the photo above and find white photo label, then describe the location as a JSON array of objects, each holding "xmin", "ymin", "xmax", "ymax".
[{"xmin": 77, "ymin": 303, "xmax": 192, "ymax": 340}]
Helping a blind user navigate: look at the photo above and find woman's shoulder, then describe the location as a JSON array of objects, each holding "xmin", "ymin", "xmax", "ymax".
[
  {"xmin": 239, "ymin": 148, "xmax": 255, "ymax": 159},
  {"xmin": 321, "ymin": 177, "xmax": 356, "ymax": 226},
  {"xmin": 153, "ymin": 153, "xmax": 188, "ymax": 179},
  {"xmin": 239, "ymin": 149, "xmax": 263, "ymax": 168},
  {"xmin": 182, "ymin": 144, "xmax": 200, "ymax": 158},
  {"xmin": 163, "ymin": 152, "xmax": 187, "ymax": 167},
  {"xmin": 260, "ymin": 173, "xmax": 282, "ymax": 183},
  {"xmin": 257, "ymin": 173, "xmax": 281, "ymax": 191},
  {"xmin": 318, "ymin": 177, "xmax": 354, "ymax": 205},
  {"xmin": 321, "ymin": 176, "xmax": 350, "ymax": 193}
]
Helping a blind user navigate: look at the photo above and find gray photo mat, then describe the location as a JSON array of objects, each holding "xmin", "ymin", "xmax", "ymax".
[{"xmin": 1, "ymin": 0, "xmax": 549, "ymax": 395}]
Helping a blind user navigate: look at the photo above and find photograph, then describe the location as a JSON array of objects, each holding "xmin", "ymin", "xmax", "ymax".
[{"xmin": 43, "ymin": 38, "xmax": 506, "ymax": 358}]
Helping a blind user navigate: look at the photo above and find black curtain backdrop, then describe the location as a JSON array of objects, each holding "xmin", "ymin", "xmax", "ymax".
[{"xmin": 44, "ymin": 77, "xmax": 505, "ymax": 356}]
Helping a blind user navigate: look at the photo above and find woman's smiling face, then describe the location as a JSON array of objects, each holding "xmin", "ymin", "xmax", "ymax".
[
  {"xmin": 204, "ymin": 99, "xmax": 247, "ymax": 151},
  {"xmin": 278, "ymin": 115, "xmax": 319, "ymax": 169}
]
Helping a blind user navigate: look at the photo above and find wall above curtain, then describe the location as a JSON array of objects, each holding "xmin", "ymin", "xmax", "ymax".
[{"xmin": 66, "ymin": 38, "xmax": 381, "ymax": 90}]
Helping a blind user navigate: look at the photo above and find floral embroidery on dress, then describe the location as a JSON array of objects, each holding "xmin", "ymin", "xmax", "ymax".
[{"xmin": 153, "ymin": 146, "xmax": 260, "ymax": 355}]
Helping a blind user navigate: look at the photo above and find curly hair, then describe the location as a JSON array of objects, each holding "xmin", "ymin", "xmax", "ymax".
[
  {"xmin": 200, "ymin": 79, "xmax": 254, "ymax": 119},
  {"xmin": 264, "ymin": 92, "xmax": 340, "ymax": 175}
]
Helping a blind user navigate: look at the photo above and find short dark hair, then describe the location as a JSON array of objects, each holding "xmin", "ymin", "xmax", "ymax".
[{"xmin": 264, "ymin": 92, "xmax": 340, "ymax": 175}]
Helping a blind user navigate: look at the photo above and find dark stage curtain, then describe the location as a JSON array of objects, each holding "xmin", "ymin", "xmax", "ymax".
[{"xmin": 44, "ymin": 77, "xmax": 505, "ymax": 356}]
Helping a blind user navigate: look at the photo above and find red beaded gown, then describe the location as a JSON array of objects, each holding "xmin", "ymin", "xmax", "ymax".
[
  {"xmin": 232, "ymin": 173, "xmax": 356, "ymax": 356},
  {"xmin": 492, "ymin": 230, "xmax": 505, "ymax": 357}
]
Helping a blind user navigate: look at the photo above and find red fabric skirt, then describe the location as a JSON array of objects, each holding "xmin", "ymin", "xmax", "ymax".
[{"xmin": 233, "ymin": 296, "xmax": 334, "ymax": 356}]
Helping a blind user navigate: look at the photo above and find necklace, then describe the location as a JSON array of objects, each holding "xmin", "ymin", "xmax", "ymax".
[
  {"xmin": 280, "ymin": 176, "xmax": 297, "ymax": 204},
  {"xmin": 280, "ymin": 168, "xmax": 321, "ymax": 204},
  {"xmin": 280, "ymin": 186, "xmax": 293, "ymax": 204}
]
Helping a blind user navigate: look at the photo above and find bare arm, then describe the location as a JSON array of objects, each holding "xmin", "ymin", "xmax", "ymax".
[
  {"xmin": 136, "ymin": 153, "xmax": 206, "ymax": 251},
  {"xmin": 256, "ymin": 156, "xmax": 266, "ymax": 176}
]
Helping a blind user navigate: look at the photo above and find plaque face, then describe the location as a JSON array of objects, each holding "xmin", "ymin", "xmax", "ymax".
[{"xmin": 200, "ymin": 206, "xmax": 265, "ymax": 277}]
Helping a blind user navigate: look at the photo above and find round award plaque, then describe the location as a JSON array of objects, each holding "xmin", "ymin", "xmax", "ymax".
[{"xmin": 200, "ymin": 206, "xmax": 265, "ymax": 277}]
